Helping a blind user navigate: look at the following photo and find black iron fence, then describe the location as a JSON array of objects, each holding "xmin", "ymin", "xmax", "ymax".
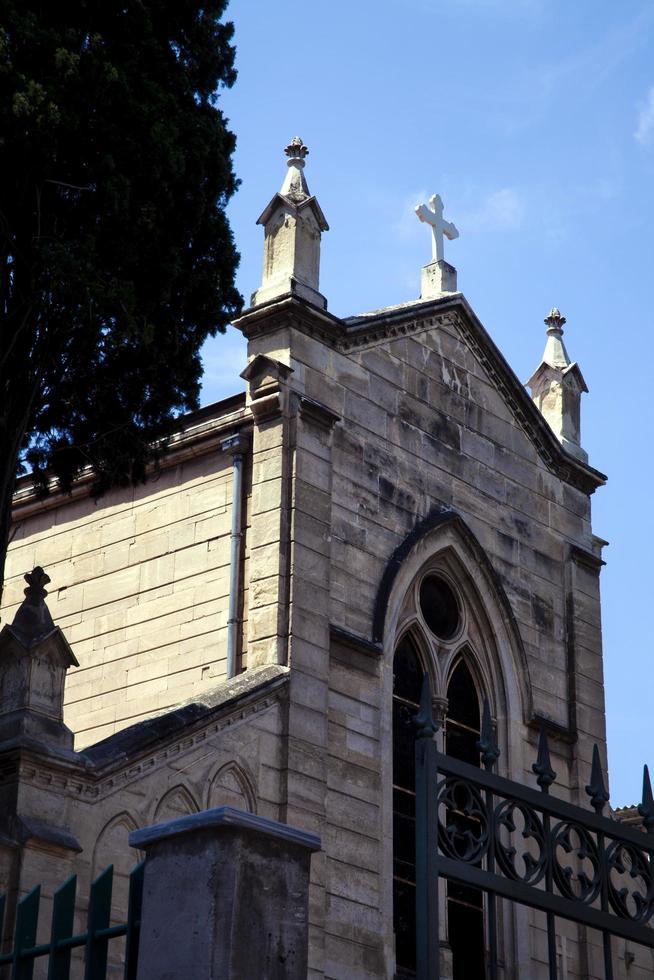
[
  {"xmin": 414, "ymin": 676, "xmax": 654, "ymax": 980},
  {"xmin": 0, "ymin": 863, "xmax": 143, "ymax": 979}
]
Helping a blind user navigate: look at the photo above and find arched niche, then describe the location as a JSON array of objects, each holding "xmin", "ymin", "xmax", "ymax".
[
  {"xmin": 92, "ymin": 810, "xmax": 140, "ymax": 954},
  {"xmin": 206, "ymin": 761, "xmax": 256, "ymax": 814},
  {"xmin": 153, "ymin": 784, "xmax": 200, "ymax": 824}
]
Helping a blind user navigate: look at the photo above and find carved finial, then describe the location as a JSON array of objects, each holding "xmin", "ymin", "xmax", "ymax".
[
  {"xmin": 544, "ymin": 307, "xmax": 566, "ymax": 334},
  {"xmin": 414, "ymin": 674, "xmax": 436, "ymax": 739},
  {"xmin": 9, "ymin": 566, "xmax": 56, "ymax": 646},
  {"xmin": 639, "ymin": 765, "xmax": 654, "ymax": 834},
  {"xmin": 476, "ymin": 698, "xmax": 500, "ymax": 771},
  {"xmin": 532, "ymin": 721, "xmax": 556, "ymax": 793},
  {"xmin": 284, "ymin": 136, "xmax": 309, "ymax": 166},
  {"xmin": 23, "ymin": 566, "xmax": 51, "ymax": 601},
  {"xmin": 585, "ymin": 744, "xmax": 610, "ymax": 815}
]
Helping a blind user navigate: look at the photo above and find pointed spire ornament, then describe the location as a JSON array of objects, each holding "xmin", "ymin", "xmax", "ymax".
[
  {"xmin": 9, "ymin": 566, "xmax": 56, "ymax": 648},
  {"xmin": 280, "ymin": 136, "xmax": 310, "ymax": 202},
  {"xmin": 250, "ymin": 136, "xmax": 329, "ymax": 310},
  {"xmin": 638, "ymin": 765, "xmax": 654, "ymax": 834},
  {"xmin": 532, "ymin": 721, "xmax": 556, "ymax": 793},
  {"xmin": 526, "ymin": 307, "xmax": 588, "ymax": 463},
  {"xmin": 414, "ymin": 674, "xmax": 436, "ymax": 739},
  {"xmin": 476, "ymin": 698, "xmax": 500, "ymax": 771},
  {"xmin": 585, "ymin": 744, "xmax": 610, "ymax": 814}
]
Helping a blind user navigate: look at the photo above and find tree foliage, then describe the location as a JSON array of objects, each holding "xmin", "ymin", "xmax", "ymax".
[{"xmin": 0, "ymin": 0, "xmax": 242, "ymax": 597}]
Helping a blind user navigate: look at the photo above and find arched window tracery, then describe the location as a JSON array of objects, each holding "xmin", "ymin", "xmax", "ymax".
[{"xmin": 392, "ymin": 564, "xmax": 494, "ymax": 978}]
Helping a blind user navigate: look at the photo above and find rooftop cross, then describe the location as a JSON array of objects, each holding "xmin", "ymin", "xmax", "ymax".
[{"xmin": 415, "ymin": 194, "xmax": 459, "ymax": 264}]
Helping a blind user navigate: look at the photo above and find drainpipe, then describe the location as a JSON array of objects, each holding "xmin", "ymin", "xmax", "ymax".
[{"xmin": 221, "ymin": 434, "xmax": 245, "ymax": 679}]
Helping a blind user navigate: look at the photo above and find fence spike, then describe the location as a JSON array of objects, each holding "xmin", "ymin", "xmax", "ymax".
[
  {"xmin": 476, "ymin": 698, "xmax": 500, "ymax": 771},
  {"xmin": 12, "ymin": 885, "xmax": 40, "ymax": 980},
  {"xmin": 638, "ymin": 764, "xmax": 654, "ymax": 834},
  {"xmin": 585, "ymin": 743, "xmax": 610, "ymax": 814},
  {"xmin": 414, "ymin": 674, "xmax": 436, "ymax": 739},
  {"xmin": 532, "ymin": 720, "xmax": 556, "ymax": 793},
  {"xmin": 124, "ymin": 862, "xmax": 145, "ymax": 980},
  {"xmin": 84, "ymin": 865, "xmax": 113, "ymax": 980},
  {"xmin": 48, "ymin": 875, "xmax": 76, "ymax": 980}
]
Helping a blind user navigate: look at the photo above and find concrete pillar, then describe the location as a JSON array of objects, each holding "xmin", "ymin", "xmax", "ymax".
[{"xmin": 130, "ymin": 806, "xmax": 320, "ymax": 980}]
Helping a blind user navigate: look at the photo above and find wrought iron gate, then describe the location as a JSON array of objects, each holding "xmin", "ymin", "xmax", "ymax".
[{"xmin": 414, "ymin": 677, "xmax": 654, "ymax": 979}]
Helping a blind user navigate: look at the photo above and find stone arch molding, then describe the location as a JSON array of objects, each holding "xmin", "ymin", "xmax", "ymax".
[
  {"xmin": 92, "ymin": 811, "xmax": 140, "ymax": 879},
  {"xmin": 206, "ymin": 760, "xmax": 257, "ymax": 814},
  {"xmin": 381, "ymin": 509, "xmax": 533, "ymax": 743},
  {"xmin": 153, "ymin": 784, "xmax": 200, "ymax": 825}
]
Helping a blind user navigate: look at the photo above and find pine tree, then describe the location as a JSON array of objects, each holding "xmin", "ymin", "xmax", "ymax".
[{"xmin": 0, "ymin": 0, "xmax": 242, "ymax": 600}]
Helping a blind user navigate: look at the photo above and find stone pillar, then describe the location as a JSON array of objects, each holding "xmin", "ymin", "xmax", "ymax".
[
  {"xmin": 241, "ymin": 354, "xmax": 294, "ymax": 670},
  {"xmin": 130, "ymin": 806, "xmax": 320, "ymax": 980},
  {"xmin": 283, "ymin": 394, "xmax": 339, "ymax": 977}
]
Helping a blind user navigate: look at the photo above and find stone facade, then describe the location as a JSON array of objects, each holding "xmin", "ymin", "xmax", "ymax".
[{"xmin": 1, "ymin": 144, "xmax": 649, "ymax": 978}]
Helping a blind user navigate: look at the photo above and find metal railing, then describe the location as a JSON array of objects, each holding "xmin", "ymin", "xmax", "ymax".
[
  {"xmin": 414, "ymin": 676, "xmax": 654, "ymax": 980},
  {"xmin": 0, "ymin": 862, "xmax": 143, "ymax": 980}
]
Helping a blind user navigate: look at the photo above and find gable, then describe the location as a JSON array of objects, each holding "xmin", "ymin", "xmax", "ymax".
[
  {"xmin": 345, "ymin": 296, "xmax": 605, "ymax": 496},
  {"xmin": 235, "ymin": 294, "xmax": 605, "ymax": 495}
]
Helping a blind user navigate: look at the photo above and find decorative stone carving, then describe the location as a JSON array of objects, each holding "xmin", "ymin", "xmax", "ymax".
[
  {"xmin": 241, "ymin": 353, "xmax": 293, "ymax": 422},
  {"xmin": 526, "ymin": 308, "xmax": 588, "ymax": 462},
  {"xmin": 250, "ymin": 138, "xmax": 329, "ymax": 310},
  {"xmin": 0, "ymin": 567, "xmax": 78, "ymax": 752}
]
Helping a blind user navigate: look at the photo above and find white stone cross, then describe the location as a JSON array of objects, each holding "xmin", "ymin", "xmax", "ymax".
[{"xmin": 415, "ymin": 194, "xmax": 459, "ymax": 263}]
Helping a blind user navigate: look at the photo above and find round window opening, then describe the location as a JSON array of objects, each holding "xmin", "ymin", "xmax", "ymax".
[{"xmin": 419, "ymin": 575, "xmax": 460, "ymax": 640}]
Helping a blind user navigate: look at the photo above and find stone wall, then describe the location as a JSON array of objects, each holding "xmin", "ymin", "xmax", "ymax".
[
  {"xmin": 3, "ymin": 403, "xmax": 249, "ymax": 748},
  {"xmin": 237, "ymin": 293, "xmax": 610, "ymax": 978}
]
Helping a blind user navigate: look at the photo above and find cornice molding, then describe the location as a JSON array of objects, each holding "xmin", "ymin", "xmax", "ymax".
[
  {"xmin": 12, "ymin": 398, "xmax": 251, "ymax": 518},
  {"xmin": 0, "ymin": 668, "xmax": 289, "ymax": 803},
  {"xmin": 236, "ymin": 293, "xmax": 606, "ymax": 495}
]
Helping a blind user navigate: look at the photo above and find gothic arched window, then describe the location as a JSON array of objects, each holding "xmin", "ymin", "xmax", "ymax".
[
  {"xmin": 445, "ymin": 657, "xmax": 485, "ymax": 979},
  {"xmin": 392, "ymin": 634, "xmax": 424, "ymax": 976},
  {"xmin": 392, "ymin": 571, "xmax": 492, "ymax": 978}
]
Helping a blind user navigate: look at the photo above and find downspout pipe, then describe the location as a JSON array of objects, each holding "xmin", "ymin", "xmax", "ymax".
[{"xmin": 221, "ymin": 434, "xmax": 245, "ymax": 679}]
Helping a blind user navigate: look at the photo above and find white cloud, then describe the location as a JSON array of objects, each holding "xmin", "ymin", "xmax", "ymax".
[
  {"xmin": 462, "ymin": 188, "xmax": 525, "ymax": 232},
  {"xmin": 635, "ymin": 86, "xmax": 654, "ymax": 145}
]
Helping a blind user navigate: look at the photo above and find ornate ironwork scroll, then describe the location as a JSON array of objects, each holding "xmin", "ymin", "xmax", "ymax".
[{"xmin": 414, "ymin": 676, "xmax": 654, "ymax": 980}]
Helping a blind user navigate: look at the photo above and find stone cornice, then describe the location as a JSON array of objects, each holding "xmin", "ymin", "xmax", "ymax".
[
  {"xmin": 0, "ymin": 666, "xmax": 289, "ymax": 803},
  {"xmin": 329, "ymin": 625, "xmax": 382, "ymax": 658},
  {"xmin": 12, "ymin": 394, "xmax": 250, "ymax": 519},
  {"xmin": 235, "ymin": 293, "xmax": 606, "ymax": 495},
  {"xmin": 570, "ymin": 544, "xmax": 606, "ymax": 573},
  {"xmin": 296, "ymin": 395, "xmax": 341, "ymax": 431},
  {"xmin": 233, "ymin": 294, "xmax": 345, "ymax": 346}
]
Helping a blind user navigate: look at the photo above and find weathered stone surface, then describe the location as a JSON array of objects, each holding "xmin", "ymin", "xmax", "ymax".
[{"xmin": 132, "ymin": 807, "xmax": 319, "ymax": 980}]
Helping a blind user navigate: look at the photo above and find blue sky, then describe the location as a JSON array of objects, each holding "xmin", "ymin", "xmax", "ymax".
[{"xmin": 200, "ymin": 0, "xmax": 654, "ymax": 807}]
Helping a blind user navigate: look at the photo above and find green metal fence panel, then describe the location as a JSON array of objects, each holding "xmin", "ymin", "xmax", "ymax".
[
  {"xmin": 84, "ymin": 866, "xmax": 113, "ymax": 980},
  {"xmin": 123, "ymin": 863, "xmax": 144, "ymax": 980},
  {"xmin": 11, "ymin": 886, "xmax": 40, "ymax": 980},
  {"xmin": 47, "ymin": 876, "xmax": 76, "ymax": 980},
  {"xmin": 0, "ymin": 862, "xmax": 140, "ymax": 980}
]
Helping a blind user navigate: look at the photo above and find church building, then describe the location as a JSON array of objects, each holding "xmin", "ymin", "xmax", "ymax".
[{"xmin": 2, "ymin": 137, "xmax": 648, "ymax": 978}]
